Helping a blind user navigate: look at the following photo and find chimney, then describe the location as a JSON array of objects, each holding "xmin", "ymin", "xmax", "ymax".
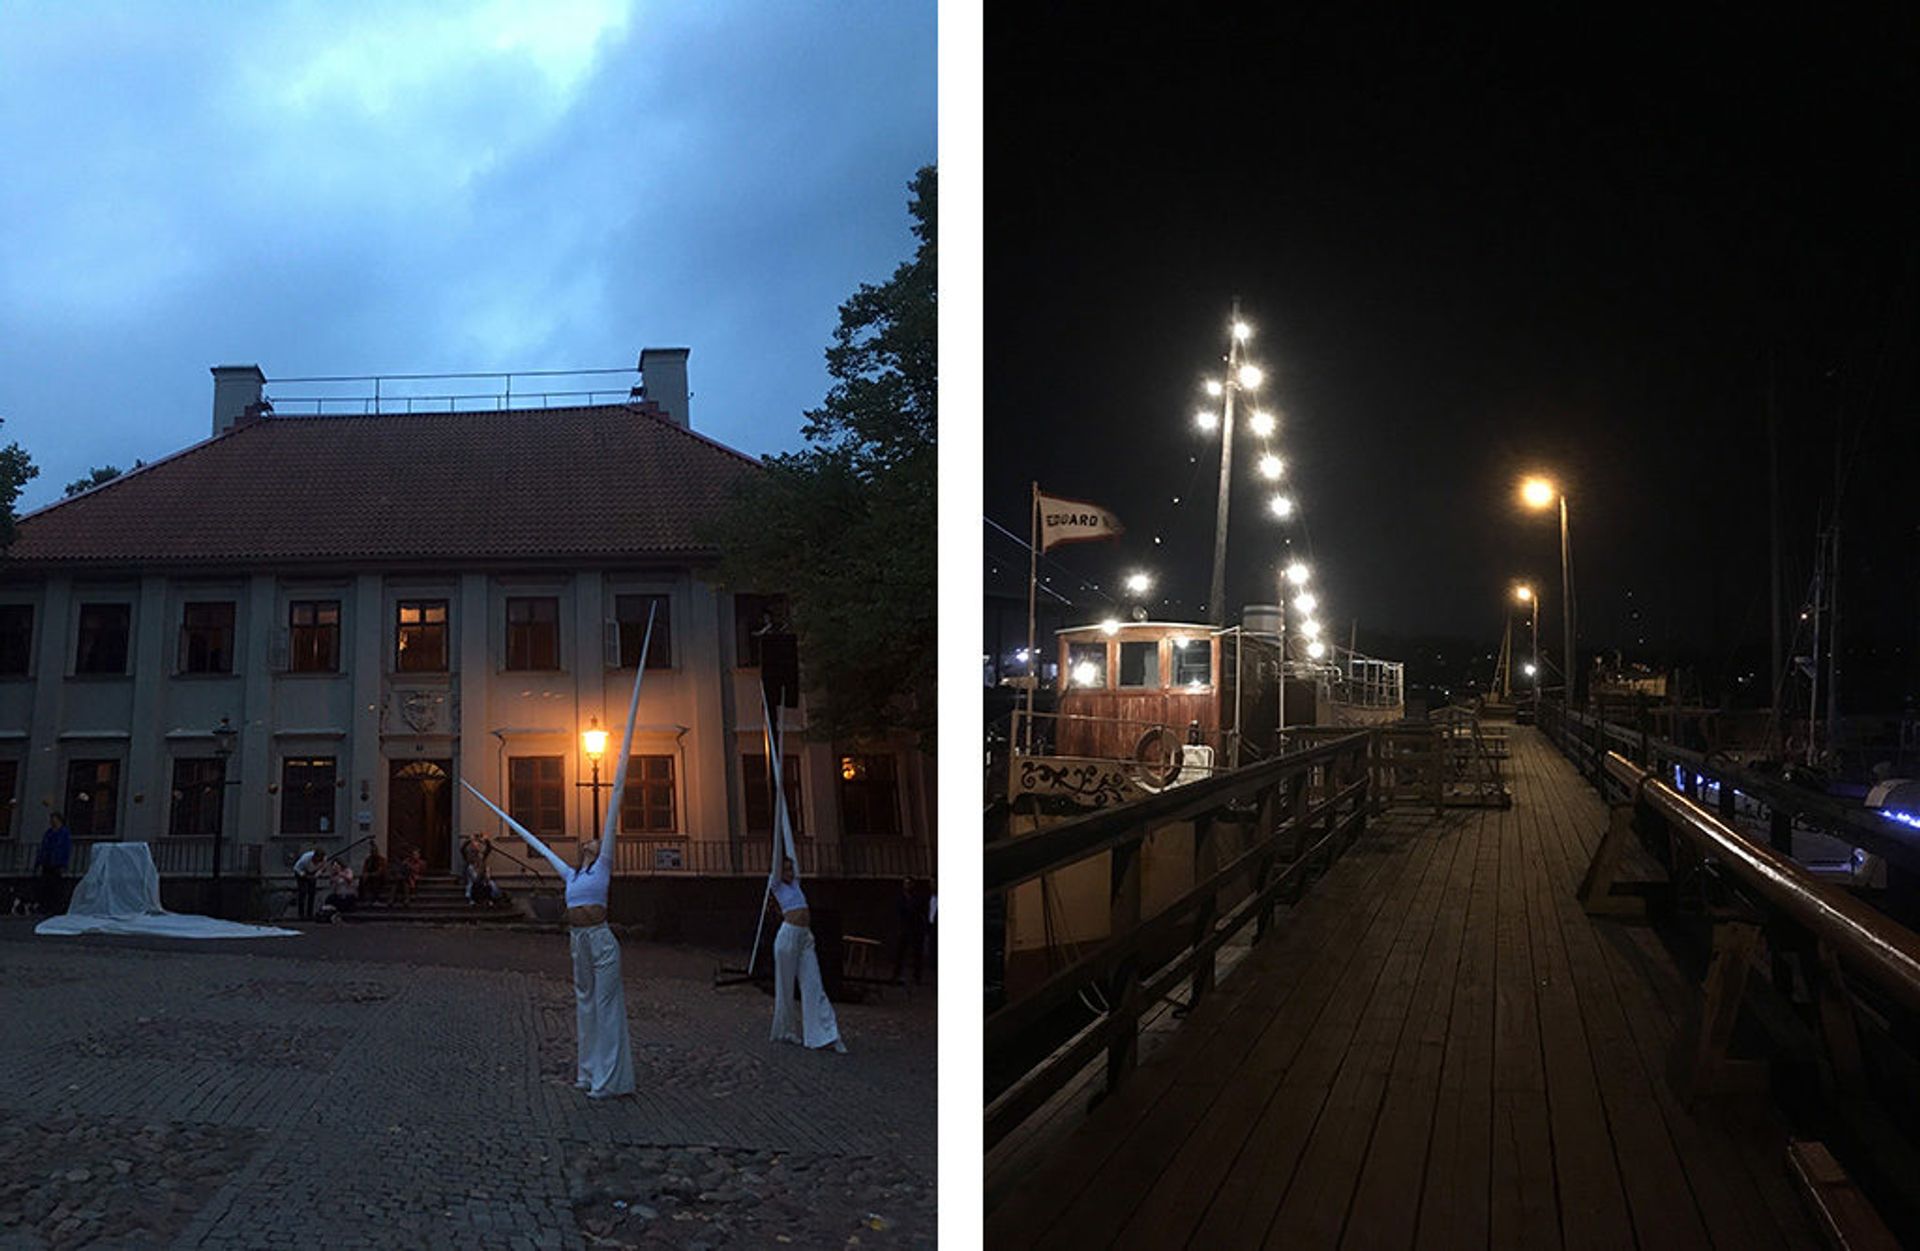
[
  {"xmin": 210, "ymin": 365, "xmax": 266, "ymax": 436},
  {"xmin": 637, "ymin": 347, "xmax": 690, "ymax": 428}
]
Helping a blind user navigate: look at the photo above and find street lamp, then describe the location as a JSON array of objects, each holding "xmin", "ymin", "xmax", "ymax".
[
  {"xmin": 579, "ymin": 718, "xmax": 610, "ymax": 837},
  {"xmin": 210, "ymin": 716, "xmax": 239, "ymax": 906},
  {"xmin": 1514, "ymin": 583, "xmax": 1540, "ymax": 707},
  {"xmin": 1520, "ymin": 477, "xmax": 1575, "ymax": 705}
]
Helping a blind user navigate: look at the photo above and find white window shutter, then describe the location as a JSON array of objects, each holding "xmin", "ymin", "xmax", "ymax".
[{"xmin": 604, "ymin": 620, "xmax": 621, "ymax": 669}]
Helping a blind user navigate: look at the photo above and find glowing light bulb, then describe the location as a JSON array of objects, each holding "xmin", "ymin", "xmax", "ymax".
[
  {"xmin": 1125, "ymin": 572, "xmax": 1152, "ymax": 594},
  {"xmin": 1099, "ymin": 619, "xmax": 1120, "ymax": 636},
  {"xmin": 1232, "ymin": 321, "xmax": 1251, "ymax": 341},
  {"xmin": 1195, "ymin": 409, "xmax": 1219, "ymax": 431},
  {"xmin": 1514, "ymin": 584, "xmax": 1533, "ymax": 603},
  {"xmin": 1258, "ymin": 453, "xmax": 1283, "ymax": 480},
  {"xmin": 1238, "ymin": 364, "xmax": 1264, "ymax": 389},
  {"xmin": 1521, "ymin": 477, "xmax": 1556, "ymax": 509},
  {"xmin": 1073, "ymin": 661, "xmax": 1099, "ymax": 686},
  {"xmin": 1269, "ymin": 494, "xmax": 1295, "ymax": 518},
  {"xmin": 1248, "ymin": 410, "xmax": 1275, "ymax": 437},
  {"xmin": 1301, "ymin": 619, "xmax": 1321, "ymax": 639},
  {"xmin": 1523, "ymin": 663, "xmax": 1537, "ymax": 676},
  {"xmin": 1294, "ymin": 591, "xmax": 1317, "ymax": 613},
  {"xmin": 1307, "ymin": 640, "xmax": 1326, "ymax": 659},
  {"xmin": 1285, "ymin": 562, "xmax": 1311, "ymax": 586},
  {"xmin": 1204, "ymin": 379, "xmax": 1224, "ymax": 398}
]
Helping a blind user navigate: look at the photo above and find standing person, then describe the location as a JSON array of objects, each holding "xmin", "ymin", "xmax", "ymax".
[
  {"xmin": 891, "ymin": 876, "xmax": 927, "ymax": 985},
  {"xmin": 361, "ymin": 847, "xmax": 388, "ymax": 906},
  {"xmin": 35, "ymin": 812, "xmax": 72, "ymax": 915},
  {"xmin": 769, "ymin": 858, "xmax": 846, "ymax": 1052},
  {"xmin": 291, "ymin": 845, "xmax": 324, "ymax": 921}
]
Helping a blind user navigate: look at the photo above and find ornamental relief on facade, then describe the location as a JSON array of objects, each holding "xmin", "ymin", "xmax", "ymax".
[{"xmin": 380, "ymin": 683, "xmax": 459, "ymax": 736}]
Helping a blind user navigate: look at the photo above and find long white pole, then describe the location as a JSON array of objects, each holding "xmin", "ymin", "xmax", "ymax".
[
  {"xmin": 1025, "ymin": 481, "xmax": 1039, "ymax": 754},
  {"xmin": 746, "ymin": 683, "xmax": 782, "ymax": 976}
]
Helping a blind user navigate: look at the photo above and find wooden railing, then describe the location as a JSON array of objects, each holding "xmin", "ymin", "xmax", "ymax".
[{"xmin": 985, "ymin": 731, "xmax": 1374, "ymax": 1148}]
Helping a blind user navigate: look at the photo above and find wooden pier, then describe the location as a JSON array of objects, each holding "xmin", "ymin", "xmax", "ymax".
[{"xmin": 986, "ymin": 727, "xmax": 1828, "ymax": 1249}]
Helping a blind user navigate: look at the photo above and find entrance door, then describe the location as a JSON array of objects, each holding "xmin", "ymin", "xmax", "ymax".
[{"xmin": 389, "ymin": 759, "xmax": 453, "ymax": 872}]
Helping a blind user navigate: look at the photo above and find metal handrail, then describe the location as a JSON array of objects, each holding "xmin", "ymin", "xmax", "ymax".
[{"xmin": 1603, "ymin": 750, "xmax": 1920, "ymax": 1018}]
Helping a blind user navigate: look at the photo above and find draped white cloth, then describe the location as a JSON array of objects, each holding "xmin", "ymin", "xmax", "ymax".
[
  {"xmin": 36, "ymin": 842, "xmax": 296, "ymax": 940},
  {"xmin": 771, "ymin": 921, "xmax": 845, "ymax": 1051},
  {"xmin": 570, "ymin": 923, "xmax": 636, "ymax": 1097}
]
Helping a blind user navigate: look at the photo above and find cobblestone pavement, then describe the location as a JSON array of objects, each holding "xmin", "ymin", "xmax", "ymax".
[{"xmin": 0, "ymin": 919, "xmax": 936, "ymax": 1249}]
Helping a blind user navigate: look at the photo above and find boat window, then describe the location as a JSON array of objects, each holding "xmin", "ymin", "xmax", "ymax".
[
  {"xmin": 1118, "ymin": 641, "xmax": 1159, "ymax": 688},
  {"xmin": 1171, "ymin": 638, "xmax": 1211, "ymax": 687},
  {"xmin": 1067, "ymin": 642, "xmax": 1108, "ymax": 688}
]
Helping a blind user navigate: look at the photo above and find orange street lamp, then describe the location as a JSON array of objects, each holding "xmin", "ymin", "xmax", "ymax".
[
  {"xmin": 580, "ymin": 718, "xmax": 610, "ymax": 836},
  {"xmin": 1514, "ymin": 583, "xmax": 1540, "ymax": 701},
  {"xmin": 1519, "ymin": 476, "xmax": 1575, "ymax": 704}
]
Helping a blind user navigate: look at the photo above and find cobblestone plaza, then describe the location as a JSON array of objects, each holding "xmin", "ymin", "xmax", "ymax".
[{"xmin": 0, "ymin": 922, "xmax": 936, "ymax": 1249}]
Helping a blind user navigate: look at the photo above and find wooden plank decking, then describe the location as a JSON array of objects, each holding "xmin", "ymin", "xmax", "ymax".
[{"xmin": 985, "ymin": 726, "xmax": 1822, "ymax": 1249}]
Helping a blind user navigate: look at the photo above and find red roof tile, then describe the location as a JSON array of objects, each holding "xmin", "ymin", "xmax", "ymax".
[{"xmin": 5, "ymin": 405, "xmax": 762, "ymax": 567}]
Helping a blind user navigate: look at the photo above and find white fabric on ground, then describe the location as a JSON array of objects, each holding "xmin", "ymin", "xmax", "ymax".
[
  {"xmin": 568, "ymin": 923, "xmax": 634, "ymax": 1098},
  {"xmin": 771, "ymin": 921, "xmax": 845, "ymax": 1051},
  {"xmin": 36, "ymin": 843, "xmax": 297, "ymax": 939}
]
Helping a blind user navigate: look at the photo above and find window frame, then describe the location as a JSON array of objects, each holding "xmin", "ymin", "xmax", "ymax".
[
  {"xmin": 1066, "ymin": 641, "xmax": 1109, "ymax": 689},
  {"xmin": 395, "ymin": 599, "xmax": 449, "ymax": 673},
  {"xmin": 288, "ymin": 599, "xmax": 342, "ymax": 674},
  {"xmin": 278, "ymin": 756, "xmax": 338, "ymax": 836},
  {"xmin": 168, "ymin": 757, "xmax": 226, "ymax": 837},
  {"xmin": 1171, "ymin": 638, "xmax": 1212, "ymax": 688},
  {"xmin": 837, "ymin": 753, "xmax": 901, "ymax": 837},
  {"xmin": 0, "ymin": 604, "xmax": 33, "ymax": 676},
  {"xmin": 504, "ymin": 596, "xmax": 561, "ymax": 672},
  {"xmin": 179, "ymin": 601, "xmax": 237, "ymax": 675},
  {"xmin": 615, "ymin": 593, "xmax": 673, "ymax": 670},
  {"xmin": 742, "ymin": 752, "xmax": 805, "ymax": 837},
  {"xmin": 619, "ymin": 754, "xmax": 678, "ymax": 835},
  {"xmin": 74, "ymin": 603, "xmax": 132, "ymax": 676},
  {"xmin": 1117, "ymin": 640, "xmax": 1161, "ymax": 689},
  {"xmin": 65, "ymin": 758, "xmax": 122, "ymax": 837},
  {"xmin": 507, "ymin": 756, "xmax": 567, "ymax": 838}
]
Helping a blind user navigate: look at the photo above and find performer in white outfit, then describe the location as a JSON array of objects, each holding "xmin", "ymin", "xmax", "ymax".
[
  {"xmin": 462, "ymin": 608, "xmax": 653, "ymax": 1099},
  {"xmin": 768, "ymin": 856, "xmax": 845, "ymax": 1052}
]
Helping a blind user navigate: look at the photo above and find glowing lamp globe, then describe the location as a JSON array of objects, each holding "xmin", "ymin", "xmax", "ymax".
[{"xmin": 1521, "ymin": 478, "xmax": 1557, "ymax": 510}]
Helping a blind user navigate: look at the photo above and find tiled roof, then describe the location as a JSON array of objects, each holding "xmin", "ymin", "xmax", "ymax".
[{"xmin": 5, "ymin": 405, "xmax": 762, "ymax": 567}]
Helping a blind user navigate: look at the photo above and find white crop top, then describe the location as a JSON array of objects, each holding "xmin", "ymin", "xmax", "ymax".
[
  {"xmin": 564, "ymin": 856, "xmax": 610, "ymax": 909},
  {"xmin": 772, "ymin": 880, "xmax": 808, "ymax": 913}
]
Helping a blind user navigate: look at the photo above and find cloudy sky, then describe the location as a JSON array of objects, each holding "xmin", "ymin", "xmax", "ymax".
[{"xmin": 0, "ymin": 1, "xmax": 935, "ymax": 512}]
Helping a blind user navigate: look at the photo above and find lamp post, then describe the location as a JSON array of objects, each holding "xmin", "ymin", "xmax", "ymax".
[
  {"xmin": 211, "ymin": 716, "xmax": 238, "ymax": 908},
  {"xmin": 1197, "ymin": 301, "xmax": 1288, "ymax": 625},
  {"xmin": 578, "ymin": 718, "xmax": 610, "ymax": 838},
  {"xmin": 1521, "ymin": 478, "xmax": 1575, "ymax": 706},
  {"xmin": 1514, "ymin": 584, "xmax": 1540, "ymax": 709}
]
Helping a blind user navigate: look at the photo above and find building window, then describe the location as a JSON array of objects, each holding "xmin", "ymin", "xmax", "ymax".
[
  {"xmin": 279, "ymin": 757, "xmax": 337, "ymax": 835},
  {"xmin": 742, "ymin": 754, "xmax": 804, "ymax": 836},
  {"xmin": 75, "ymin": 603, "xmax": 131, "ymax": 675},
  {"xmin": 619, "ymin": 755, "xmax": 676, "ymax": 834},
  {"xmin": 504, "ymin": 597, "xmax": 560, "ymax": 671},
  {"xmin": 508, "ymin": 756, "xmax": 566, "ymax": 838},
  {"xmin": 616, "ymin": 594, "xmax": 672, "ymax": 669},
  {"xmin": 169, "ymin": 758, "xmax": 225, "ymax": 837},
  {"xmin": 1172, "ymin": 638, "xmax": 1211, "ymax": 687},
  {"xmin": 289, "ymin": 600, "xmax": 341, "ymax": 673},
  {"xmin": 734, "ymin": 593, "xmax": 788, "ymax": 667},
  {"xmin": 180, "ymin": 602, "xmax": 236, "ymax": 674},
  {"xmin": 396, "ymin": 600, "xmax": 448, "ymax": 673},
  {"xmin": 1066, "ymin": 642, "xmax": 1108, "ymax": 689},
  {"xmin": 838, "ymin": 754, "xmax": 900, "ymax": 836},
  {"xmin": 1118, "ymin": 640, "xmax": 1160, "ymax": 688},
  {"xmin": 0, "ymin": 605, "xmax": 32, "ymax": 676},
  {"xmin": 0, "ymin": 759, "xmax": 18, "ymax": 834},
  {"xmin": 65, "ymin": 759, "xmax": 121, "ymax": 837}
]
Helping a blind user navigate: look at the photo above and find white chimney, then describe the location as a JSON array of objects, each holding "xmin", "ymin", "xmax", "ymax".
[
  {"xmin": 211, "ymin": 364, "xmax": 265, "ymax": 436},
  {"xmin": 637, "ymin": 347, "xmax": 690, "ymax": 428}
]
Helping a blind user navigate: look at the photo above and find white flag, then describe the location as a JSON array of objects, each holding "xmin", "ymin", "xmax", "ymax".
[{"xmin": 1038, "ymin": 492, "xmax": 1124, "ymax": 551}]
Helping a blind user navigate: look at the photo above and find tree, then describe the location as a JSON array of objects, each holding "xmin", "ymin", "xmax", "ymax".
[
  {"xmin": 0, "ymin": 420, "xmax": 39, "ymax": 550},
  {"xmin": 63, "ymin": 462, "xmax": 140, "ymax": 497},
  {"xmin": 703, "ymin": 165, "xmax": 937, "ymax": 748}
]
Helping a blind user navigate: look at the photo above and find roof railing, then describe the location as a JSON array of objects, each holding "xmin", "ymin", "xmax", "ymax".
[{"xmin": 262, "ymin": 366, "xmax": 640, "ymax": 416}]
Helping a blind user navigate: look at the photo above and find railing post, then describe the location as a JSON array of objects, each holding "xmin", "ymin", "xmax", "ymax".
[
  {"xmin": 1190, "ymin": 815, "xmax": 1217, "ymax": 1007},
  {"xmin": 1255, "ymin": 782, "xmax": 1282, "ymax": 941},
  {"xmin": 1105, "ymin": 838, "xmax": 1144, "ymax": 1094}
]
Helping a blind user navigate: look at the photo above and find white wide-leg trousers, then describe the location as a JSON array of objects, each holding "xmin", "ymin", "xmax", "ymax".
[
  {"xmin": 569, "ymin": 923, "xmax": 635, "ymax": 1097},
  {"xmin": 771, "ymin": 921, "xmax": 845, "ymax": 1051}
]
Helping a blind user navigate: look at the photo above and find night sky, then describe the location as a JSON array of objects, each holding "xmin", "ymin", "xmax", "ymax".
[{"xmin": 986, "ymin": 11, "xmax": 1916, "ymax": 707}]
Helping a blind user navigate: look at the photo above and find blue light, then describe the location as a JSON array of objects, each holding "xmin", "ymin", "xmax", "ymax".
[{"xmin": 1883, "ymin": 809, "xmax": 1920, "ymax": 831}]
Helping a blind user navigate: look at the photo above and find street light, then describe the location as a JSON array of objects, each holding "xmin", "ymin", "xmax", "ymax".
[
  {"xmin": 1284, "ymin": 561, "xmax": 1311, "ymax": 587},
  {"xmin": 578, "ymin": 717, "xmax": 610, "ymax": 837},
  {"xmin": 1519, "ymin": 477, "xmax": 1575, "ymax": 705},
  {"xmin": 1195, "ymin": 297, "xmax": 1289, "ymax": 625},
  {"xmin": 1514, "ymin": 583, "xmax": 1540, "ymax": 706}
]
